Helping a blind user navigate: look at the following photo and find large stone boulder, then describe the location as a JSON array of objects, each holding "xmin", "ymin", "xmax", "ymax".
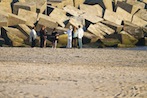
[
  {"xmin": 134, "ymin": 9, "xmax": 147, "ymax": 21},
  {"xmin": 87, "ymin": 24, "xmax": 105, "ymax": 39},
  {"xmin": 36, "ymin": 14, "xmax": 58, "ymax": 34},
  {"xmin": 13, "ymin": 2, "xmax": 36, "ymax": 15},
  {"xmin": 25, "ymin": 0, "xmax": 47, "ymax": 13},
  {"xmin": 132, "ymin": 15, "xmax": 147, "ymax": 27},
  {"xmin": 120, "ymin": 31, "xmax": 138, "ymax": 45},
  {"xmin": 1, "ymin": 27, "xmax": 28, "ymax": 46},
  {"xmin": 104, "ymin": 9, "xmax": 122, "ymax": 25},
  {"xmin": 63, "ymin": 5, "xmax": 84, "ymax": 17},
  {"xmin": 48, "ymin": 7, "xmax": 69, "ymax": 28},
  {"xmin": 0, "ymin": 14, "xmax": 8, "ymax": 27},
  {"xmin": 116, "ymin": 7, "xmax": 132, "ymax": 22},
  {"xmin": 0, "ymin": 2, "xmax": 12, "ymax": 13},
  {"xmin": 124, "ymin": 21, "xmax": 144, "ymax": 39},
  {"xmin": 80, "ymin": 4, "xmax": 103, "ymax": 17},
  {"xmin": 74, "ymin": 0, "xmax": 84, "ymax": 8},
  {"xmin": 18, "ymin": 9, "xmax": 38, "ymax": 27},
  {"xmin": 48, "ymin": 0, "xmax": 73, "ymax": 9},
  {"xmin": 101, "ymin": 20, "xmax": 123, "ymax": 33},
  {"xmin": 8, "ymin": 13, "xmax": 26, "ymax": 26},
  {"xmin": 103, "ymin": 0, "xmax": 113, "ymax": 11}
]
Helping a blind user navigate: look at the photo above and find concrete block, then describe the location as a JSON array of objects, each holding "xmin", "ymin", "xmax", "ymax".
[
  {"xmin": 116, "ymin": 1, "xmax": 145, "ymax": 14},
  {"xmin": 25, "ymin": 0, "xmax": 47, "ymax": 13},
  {"xmin": 63, "ymin": 5, "xmax": 84, "ymax": 17},
  {"xmin": 49, "ymin": 7, "xmax": 69, "ymax": 27},
  {"xmin": 87, "ymin": 24, "xmax": 105, "ymax": 39},
  {"xmin": 134, "ymin": 9, "xmax": 147, "ymax": 21},
  {"xmin": 104, "ymin": 9, "xmax": 122, "ymax": 25},
  {"xmin": 132, "ymin": 15, "xmax": 147, "ymax": 27},
  {"xmin": 103, "ymin": 0, "xmax": 113, "ymax": 11},
  {"xmin": 120, "ymin": 31, "xmax": 138, "ymax": 45},
  {"xmin": 36, "ymin": 15, "xmax": 58, "ymax": 34},
  {"xmin": 17, "ymin": 24, "xmax": 31, "ymax": 38},
  {"xmin": 1, "ymin": 26, "xmax": 27, "ymax": 46},
  {"xmin": 18, "ymin": 9, "xmax": 38, "ymax": 27},
  {"xmin": 127, "ymin": 1, "xmax": 145, "ymax": 14},
  {"xmin": 96, "ymin": 23, "xmax": 115, "ymax": 35},
  {"xmin": 13, "ymin": 2, "xmax": 36, "ymax": 15},
  {"xmin": 101, "ymin": 20, "xmax": 123, "ymax": 33},
  {"xmin": 0, "ymin": 2, "xmax": 12, "ymax": 13},
  {"xmin": 80, "ymin": 13, "xmax": 103, "ymax": 23},
  {"xmin": 8, "ymin": 13, "xmax": 26, "ymax": 26},
  {"xmin": 0, "ymin": 14, "xmax": 8, "ymax": 27},
  {"xmin": 48, "ymin": 0, "xmax": 73, "ymax": 9},
  {"xmin": 116, "ymin": 7, "xmax": 133, "ymax": 22},
  {"xmin": 74, "ymin": 0, "xmax": 84, "ymax": 8},
  {"xmin": 123, "ymin": 21, "xmax": 144, "ymax": 39},
  {"xmin": 66, "ymin": 18, "xmax": 83, "ymax": 29},
  {"xmin": 80, "ymin": 4, "xmax": 103, "ymax": 17}
]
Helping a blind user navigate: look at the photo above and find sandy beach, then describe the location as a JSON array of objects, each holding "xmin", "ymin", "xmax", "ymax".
[{"xmin": 0, "ymin": 47, "xmax": 147, "ymax": 98}]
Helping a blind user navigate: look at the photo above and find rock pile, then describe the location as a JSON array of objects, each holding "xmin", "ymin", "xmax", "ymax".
[{"xmin": 0, "ymin": 0, "xmax": 147, "ymax": 47}]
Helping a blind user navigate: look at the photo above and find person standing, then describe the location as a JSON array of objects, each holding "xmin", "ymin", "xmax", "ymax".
[
  {"xmin": 40, "ymin": 25, "xmax": 47, "ymax": 48},
  {"xmin": 51, "ymin": 28, "xmax": 59, "ymax": 48},
  {"xmin": 64, "ymin": 25, "xmax": 73, "ymax": 48},
  {"xmin": 72, "ymin": 26, "xmax": 78, "ymax": 48},
  {"xmin": 77, "ymin": 25, "xmax": 84, "ymax": 48},
  {"xmin": 30, "ymin": 27, "xmax": 37, "ymax": 48}
]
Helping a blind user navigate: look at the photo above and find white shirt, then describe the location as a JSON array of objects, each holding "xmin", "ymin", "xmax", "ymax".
[
  {"xmin": 77, "ymin": 28, "xmax": 84, "ymax": 39},
  {"xmin": 64, "ymin": 29, "xmax": 73, "ymax": 39},
  {"xmin": 30, "ymin": 29, "xmax": 37, "ymax": 42}
]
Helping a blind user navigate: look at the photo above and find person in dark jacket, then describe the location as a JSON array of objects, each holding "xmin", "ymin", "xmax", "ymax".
[
  {"xmin": 51, "ymin": 28, "xmax": 59, "ymax": 48},
  {"xmin": 40, "ymin": 25, "xmax": 47, "ymax": 48}
]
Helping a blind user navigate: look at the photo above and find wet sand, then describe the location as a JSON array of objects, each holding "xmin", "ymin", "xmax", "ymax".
[{"xmin": 0, "ymin": 47, "xmax": 147, "ymax": 98}]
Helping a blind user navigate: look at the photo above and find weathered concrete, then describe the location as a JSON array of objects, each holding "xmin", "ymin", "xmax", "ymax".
[
  {"xmin": 124, "ymin": 21, "xmax": 144, "ymax": 39},
  {"xmin": 48, "ymin": 0, "xmax": 73, "ymax": 9},
  {"xmin": 87, "ymin": 24, "xmax": 105, "ymax": 39},
  {"xmin": 116, "ymin": 1, "xmax": 145, "ymax": 14},
  {"xmin": 132, "ymin": 15, "xmax": 147, "ymax": 27},
  {"xmin": 1, "ymin": 27, "xmax": 27, "ymax": 46},
  {"xmin": 104, "ymin": 9, "xmax": 122, "ymax": 25},
  {"xmin": 36, "ymin": 15, "xmax": 58, "ymax": 34},
  {"xmin": 101, "ymin": 20, "xmax": 123, "ymax": 33},
  {"xmin": 74, "ymin": 0, "xmax": 84, "ymax": 8},
  {"xmin": 127, "ymin": 1, "xmax": 145, "ymax": 14},
  {"xmin": 13, "ymin": 2, "xmax": 36, "ymax": 15},
  {"xmin": 49, "ymin": 7, "xmax": 69, "ymax": 28},
  {"xmin": 25, "ymin": 0, "xmax": 47, "ymax": 13},
  {"xmin": 0, "ymin": 14, "xmax": 8, "ymax": 27},
  {"xmin": 96, "ymin": 23, "xmax": 115, "ymax": 35},
  {"xmin": 120, "ymin": 31, "xmax": 138, "ymax": 45},
  {"xmin": 116, "ymin": 7, "xmax": 133, "ymax": 22},
  {"xmin": 103, "ymin": 0, "xmax": 113, "ymax": 11},
  {"xmin": 80, "ymin": 4, "xmax": 103, "ymax": 17},
  {"xmin": 80, "ymin": 13, "xmax": 103, "ymax": 23},
  {"xmin": 134, "ymin": 9, "xmax": 147, "ymax": 21},
  {"xmin": 0, "ymin": 2, "xmax": 12, "ymax": 13},
  {"xmin": 17, "ymin": 24, "xmax": 31, "ymax": 38},
  {"xmin": 63, "ymin": 5, "xmax": 84, "ymax": 17},
  {"xmin": 66, "ymin": 18, "xmax": 83, "ymax": 29},
  {"xmin": 18, "ymin": 9, "xmax": 38, "ymax": 27},
  {"xmin": 8, "ymin": 13, "xmax": 26, "ymax": 26}
]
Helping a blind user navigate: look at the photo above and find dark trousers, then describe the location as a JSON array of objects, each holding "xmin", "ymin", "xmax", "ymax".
[
  {"xmin": 40, "ymin": 37, "xmax": 45, "ymax": 48},
  {"xmin": 31, "ymin": 38, "xmax": 36, "ymax": 47}
]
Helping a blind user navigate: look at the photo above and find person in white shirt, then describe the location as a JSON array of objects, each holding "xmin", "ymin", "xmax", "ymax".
[
  {"xmin": 30, "ymin": 27, "xmax": 37, "ymax": 47},
  {"xmin": 64, "ymin": 25, "xmax": 73, "ymax": 48},
  {"xmin": 77, "ymin": 25, "xmax": 84, "ymax": 48}
]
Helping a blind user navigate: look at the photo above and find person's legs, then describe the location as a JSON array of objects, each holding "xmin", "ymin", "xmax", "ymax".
[
  {"xmin": 69, "ymin": 39, "xmax": 72, "ymax": 48},
  {"xmin": 78, "ymin": 38, "xmax": 82, "ymax": 48},
  {"xmin": 55, "ymin": 40, "xmax": 57, "ymax": 48},
  {"xmin": 31, "ymin": 38, "xmax": 35, "ymax": 47},
  {"xmin": 40, "ymin": 37, "xmax": 43, "ymax": 48}
]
